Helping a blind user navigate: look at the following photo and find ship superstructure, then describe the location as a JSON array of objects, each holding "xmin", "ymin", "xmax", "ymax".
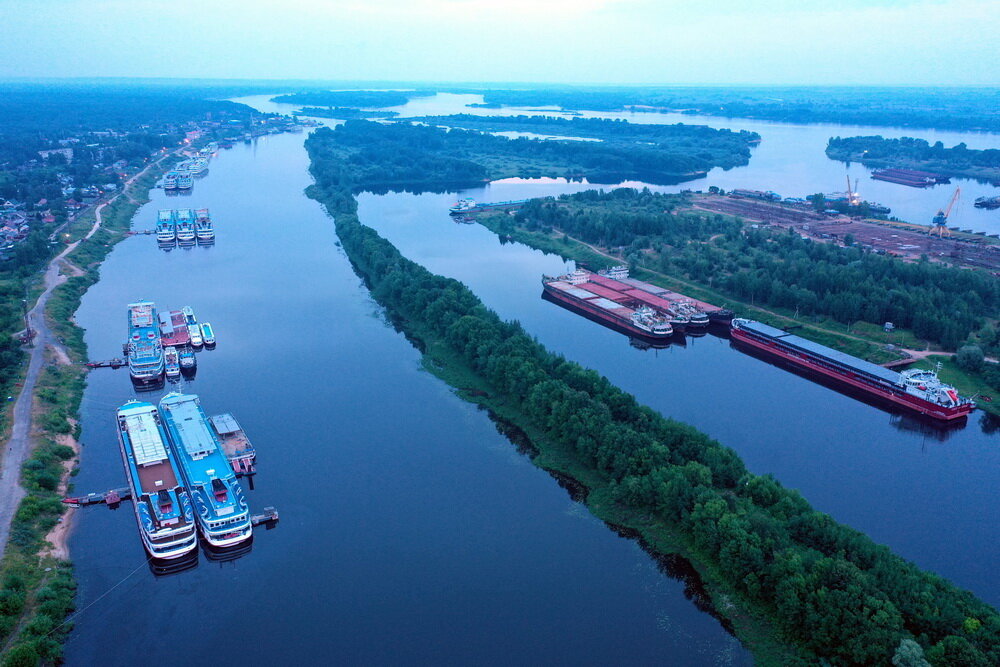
[
  {"xmin": 731, "ymin": 318, "xmax": 975, "ymax": 421},
  {"xmin": 195, "ymin": 208, "xmax": 214, "ymax": 243},
  {"xmin": 116, "ymin": 401, "xmax": 197, "ymax": 558},
  {"xmin": 156, "ymin": 209, "xmax": 176, "ymax": 243},
  {"xmin": 159, "ymin": 393, "xmax": 252, "ymax": 547},
  {"xmin": 126, "ymin": 301, "xmax": 164, "ymax": 385},
  {"xmin": 175, "ymin": 208, "xmax": 196, "ymax": 245}
]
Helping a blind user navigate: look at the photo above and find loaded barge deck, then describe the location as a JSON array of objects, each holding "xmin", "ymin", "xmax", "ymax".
[
  {"xmin": 541, "ymin": 266, "xmax": 732, "ymax": 343},
  {"xmin": 731, "ymin": 318, "xmax": 974, "ymax": 421}
]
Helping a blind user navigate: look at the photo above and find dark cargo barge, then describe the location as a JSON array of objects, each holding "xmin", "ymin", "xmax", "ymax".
[{"xmin": 731, "ymin": 319, "xmax": 974, "ymax": 421}]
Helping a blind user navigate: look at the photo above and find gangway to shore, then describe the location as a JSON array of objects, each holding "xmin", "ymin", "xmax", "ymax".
[{"xmin": 62, "ymin": 487, "xmax": 131, "ymax": 507}]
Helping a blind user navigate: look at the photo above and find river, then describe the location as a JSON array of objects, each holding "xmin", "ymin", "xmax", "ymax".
[
  {"xmin": 245, "ymin": 92, "xmax": 1000, "ymax": 236},
  {"xmin": 63, "ymin": 95, "xmax": 999, "ymax": 665},
  {"xmin": 63, "ymin": 132, "xmax": 749, "ymax": 665}
]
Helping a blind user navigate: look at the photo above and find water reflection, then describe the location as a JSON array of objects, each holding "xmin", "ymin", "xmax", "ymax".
[
  {"xmin": 202, "ymin": 537, "xmax": 254, "ymax": 564},
  {"xmin": 149, "ymin": 549, "xmax": 199, "ymax": 577},
  {"xmin": 485, "ymin": 408, "xmax": 748, "ymax": 660}
]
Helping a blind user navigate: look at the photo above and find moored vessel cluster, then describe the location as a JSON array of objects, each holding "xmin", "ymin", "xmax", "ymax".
[
  {"xmin": 541, "ymin": 265, "xmax": 732, "ymax": 344},
  {"xmin": 117, "ymin": 393, "xmax": 257, "ymax": 559},
  {"xmin": 156, "ymin": 208, "xmax": 215, "ymax": 248},
  {"xmin": 126, "ymin": 300, "xmax": 217, "ymax": 387}
]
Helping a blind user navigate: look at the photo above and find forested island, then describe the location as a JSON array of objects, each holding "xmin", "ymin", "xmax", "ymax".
[
  {"xmin": 410, "ymin": 114, "xmax": 759, "ymax": 169},
  {"xmin": 305, "ymin": 125, "xmax": 1000, "ymax": 665},
  {"xmin": 270, "ymin": 89, "xmax": 434, "ymax": 108},
  {"xmin": 305, "ymin": 119, "xmax": 756, "ymax": 189},
  {"xmin": 295, "ymin": 107, "xmax": 399, "ymax": 120},
  {"xmin": 826, "ymin": 136, "xmax": 1000, "ymax": 183},
  {"xmin": 453, "ymin": 86, "xmax": 1000, "ymax": 132}
]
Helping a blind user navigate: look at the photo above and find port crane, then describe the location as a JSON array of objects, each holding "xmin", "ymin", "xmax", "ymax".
[
  {"xmin": 846, "ymin": 175, "xmax": 861, "ymax": 206},
  {"xmin": 931, "ymin": 187, "xmax": 960, "ymax": 237}
]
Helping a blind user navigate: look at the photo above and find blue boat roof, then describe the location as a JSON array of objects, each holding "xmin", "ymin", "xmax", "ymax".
[{"xmin": 739, "ymin": 319, "xmax": 900, "ymax": 384}]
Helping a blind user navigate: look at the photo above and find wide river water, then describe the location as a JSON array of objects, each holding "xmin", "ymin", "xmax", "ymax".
[
  {"xmin": 64, "ymin": 95, "xmax": 999, "ymax": 664},
  {"xmin": 245, "ymin": 92, "xmax": 1000, "ymax": 236}
]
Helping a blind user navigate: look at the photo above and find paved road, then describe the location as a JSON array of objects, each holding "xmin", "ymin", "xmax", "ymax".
[{"xmin": 0, "ymin": 154, "xmax": 167, "ymax": 559}]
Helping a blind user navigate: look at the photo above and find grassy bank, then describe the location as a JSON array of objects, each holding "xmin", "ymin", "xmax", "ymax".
[{"xmin": 0, "ymin": 156, "xmax": 168, "ymax": 666}]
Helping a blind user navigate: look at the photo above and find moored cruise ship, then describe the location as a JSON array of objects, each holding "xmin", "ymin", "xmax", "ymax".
[
  {"xmin": 126, "ymin": 301, "xmax": 165, "ymax": 385},
  {"xmin": 163, "ymin": 172, "xmax": 179, "ymax": 190},
  {"xmin": 116, "ymin": 401, "xmax": 197, "ymax": 559},
  {"xmin": 731, "ymin": 318, "xmax": 975, "ymax": 421},
  {"xmin": 175, "ymin": 208, "xmax": 196, "ymax": 245},
  {"xmin": 159, "ymin": 393, "xmax": 252, "ymax": 547},
  {"xmin": 195, "ymin": 208, "xmax": 214, "ymax": 243},
  {"xmin": 155, "ymin": 209, "xmax": 176, "ymax": 243}
]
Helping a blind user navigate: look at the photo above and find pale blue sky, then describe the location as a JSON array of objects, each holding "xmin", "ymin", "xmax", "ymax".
[{"xmin": 2, "ymin": 0, "xmax": 998, "ymax": 84}]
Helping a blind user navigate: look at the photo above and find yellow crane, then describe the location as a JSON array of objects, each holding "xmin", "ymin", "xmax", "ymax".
[{"xmin": 931, "ymin": 187, "xmax": 961, "ymax": 237}]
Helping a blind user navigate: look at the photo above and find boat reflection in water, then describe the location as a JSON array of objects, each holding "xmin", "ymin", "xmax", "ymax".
[
  {"xmin": 202, "ymin": 536, "xmax": 254, "ymax": 563},
  {"xmin": 148, "ymin": 549, "xmax": 199, "ymax": 578}
]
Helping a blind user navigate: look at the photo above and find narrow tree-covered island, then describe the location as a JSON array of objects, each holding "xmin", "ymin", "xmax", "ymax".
[{"xmin": 305, "ymin": 124, "xmax": 1000, "ymax": 666}]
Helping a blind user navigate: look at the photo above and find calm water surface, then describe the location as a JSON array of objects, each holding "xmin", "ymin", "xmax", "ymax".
[
  {"xmin": 356, "ymin": 179, "xmax": 1000, "ymax": 609},
  {"xmin": 240, "ymin": 91, "xmax": 1000, "ymax": 235},
  {"xmin": 65, "ymin": 133, "xmax": 750, "ymax": 664}
]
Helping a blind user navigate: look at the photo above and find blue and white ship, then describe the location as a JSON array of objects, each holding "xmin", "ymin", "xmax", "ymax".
[
  {"xmin": 116, "ymin": 401, "xmax": 197, "ymax": 559},
  {"xmin": 175, "ymin": 208, "xmax": 196, "ymax": 245},
  {"xmin": 156, "ymin": 209, "xmax": 176, "ymax": 243},
  {"xmin": 126, "ymin": 301, "xmax": 164, "ymax": 385},
  {"xmin": 159, "ymin": 393, "xmax": 253, "ymax": 547}
]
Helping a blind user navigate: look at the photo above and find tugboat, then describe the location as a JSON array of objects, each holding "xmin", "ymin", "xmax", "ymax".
[
  {"xmin": 449, "ymin": 198, "xmax": 477, "ymax": 215},
  {"xmin": 164, "ymin": 347, "xmax": 181, "ymax": 379},
  {"xmin": 179, "ymin": 347, "xmax": 197, "ymax": 377},
  {"xmin": 974, "ymin": 196, "xmax": 1000, "ymax": 210}
]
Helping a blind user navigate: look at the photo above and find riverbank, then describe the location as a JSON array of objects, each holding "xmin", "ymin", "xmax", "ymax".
[
  {"xmin": 0, "ymin": 151, "xmax": 172, "ymax": 664},
  {"xmin": 473, "ymin": 205, "xmax": 1000, "ymax": 418},
  {"xmin": 306, "ymin": 123, "xmax": 1000, "ymax": 663}
]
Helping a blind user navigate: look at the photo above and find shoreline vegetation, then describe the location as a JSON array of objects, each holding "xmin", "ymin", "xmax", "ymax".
[
  {"xmin": 826, "ymin": 136, "xmax": 1000, "ymax": 184},
  {"xmin": 476, "ymin": 191, "xmax": 1000, "ymax": 417},
  {"xmin": 305, "ymin": 125, "xmax": 1000, "ymax": 665},
  {"xmin": 0, "ymin": 158, "xmax": 168, "ymax": 666},
  {"xmin": 305, "ymin": 117, "xmax": 759, "ymax": 193},
  {"xmin": 456, "ymin": 86, "xmax": 1000, "ymax": 133}
]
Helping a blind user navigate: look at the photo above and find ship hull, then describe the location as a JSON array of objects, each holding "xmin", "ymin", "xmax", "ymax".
[
  {"xmin": 731, "ymin": 328, "xmax": 972, "ymax": 421},
  {"xmin": 542, "ymin": 287, "xmax": 674, "ymax": 344},
  {"xmin": 116, "ymin": 423, "xmax": 196, "ymax": 560}
]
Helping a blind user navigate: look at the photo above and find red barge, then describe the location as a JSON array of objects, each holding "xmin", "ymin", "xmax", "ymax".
[
  {"xmin": 731, "ymin": 318, "xmax": 974, "ymax": 421},
  {"xmin": 542, "ymin": 270, "xmax": 674, "ymax": 342}
]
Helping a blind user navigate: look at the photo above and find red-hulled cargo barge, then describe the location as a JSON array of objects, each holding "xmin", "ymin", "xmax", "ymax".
[
  {"xmin": 731, "ymin": 318, "xmax": 974, "ymax": 421},
  {"xmin": 542, "ymin": 271, "xmax": 674, "ymax": 343}
]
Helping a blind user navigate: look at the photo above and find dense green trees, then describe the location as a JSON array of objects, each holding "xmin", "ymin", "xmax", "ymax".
[
  {"xmin": 459, "ymin": 86, "xmax": 1000, "ymax": 132},
  {"xmin": 827, "ymin": 136, "xmax": 1000, "ymax": 180},
  {"xmin": 306, "ymin": 118, "xmax": 757, "ymax": 190},
  {"xmin": 511, "ymin": 190, "xmax": 999, "ymax": 349},
  {"xmin": 409, "ymin": 114, "xmax": 759, "ymax": 169},
  {"xmin": 306, "ymin": 131, "xmax": 1000, "ymax": 666},
  {"xmin": 271, "ymin": 90, "xmax": 434, "ymax": 107}
]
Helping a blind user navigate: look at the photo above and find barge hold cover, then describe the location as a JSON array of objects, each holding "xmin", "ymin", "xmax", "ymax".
[{"xmin": 738, "ymin": 319, "xmax": 901, "ymax": 384}]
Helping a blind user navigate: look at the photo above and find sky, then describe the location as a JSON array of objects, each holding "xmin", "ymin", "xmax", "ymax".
[{"xmin": 2, "ymin": 0, "xmax": 999, "ymax": 85}]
